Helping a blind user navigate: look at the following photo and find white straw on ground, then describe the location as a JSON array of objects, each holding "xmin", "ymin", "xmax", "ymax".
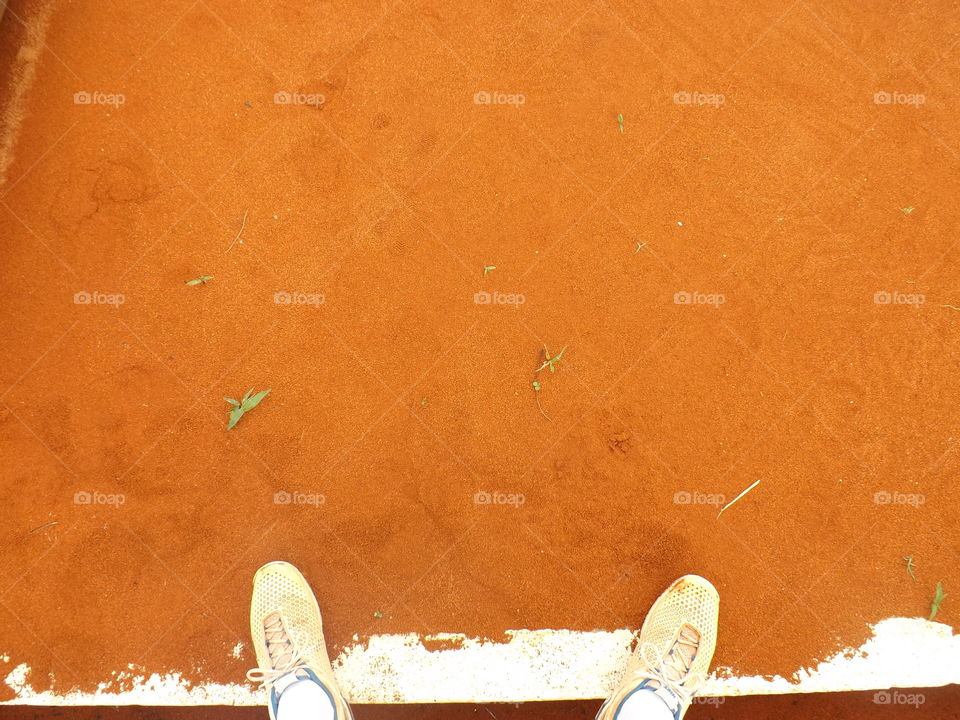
[
  {"xmin": 717, "ymin": 478, "xmax": 762, "ymax": 518},
  {"xmin": 225, "ymin": 210, "xmax": 248, "ymax": 252}
]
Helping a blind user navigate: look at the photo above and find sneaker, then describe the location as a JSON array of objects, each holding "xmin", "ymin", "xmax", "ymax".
[
  {"xmin": 596, "ymin": 575, "xmax": 720, "ymax": 720},
  {"xmin": 247, "ymin": 561, "xmax": 353, "ymax": 720}
]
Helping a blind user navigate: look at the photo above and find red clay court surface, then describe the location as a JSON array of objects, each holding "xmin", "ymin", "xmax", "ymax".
[
  {"xmin": 1, "ymin": 0, "xmax": 960, "ymax": 707},
  {"xmin": 8, "ymin": 688, "xmax": 960, "ymax": 720}
]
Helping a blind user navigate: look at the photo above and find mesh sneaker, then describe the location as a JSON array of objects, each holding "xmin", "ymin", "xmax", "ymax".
[
  {"xmin": 596, "ymin": 575, "xmax": 720, "ymax": 720},
  {"xmin": 247, "ymin": 561, "xmax": 353, "ymax": 720}
]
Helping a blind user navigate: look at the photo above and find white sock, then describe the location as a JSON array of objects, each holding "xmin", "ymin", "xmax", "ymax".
[
  {"xmin": 275, "ymin": 676, "xmax": 336, "ymax": 720},
  {"xmin": 615, "ymin": 687, "xmax": 676, "ymax": 720}
]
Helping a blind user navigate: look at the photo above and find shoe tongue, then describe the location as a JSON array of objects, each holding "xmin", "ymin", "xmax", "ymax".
[
  {"xmin": 264, "ymin": 616, "xmax": 295, "ymax": 667},
  {"xmin": 664, "ymin": 625, "xmax": 699, "ymax": 679},
  {"xmin": 678, "ymin": 624, "xmax": 700, "ymax": 653},
  {"xmin": 661, "ymin": 646, "xmax": 690, "ymax": 683},
  {"xmin": 268, "ymin": 641, "xmax": 294, "ymax": 668},
  {"xmin": 651, "ymin": 683, "xmax": 683, "ymax": 716}
]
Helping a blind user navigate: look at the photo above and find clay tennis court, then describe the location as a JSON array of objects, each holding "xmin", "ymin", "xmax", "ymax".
[{"xmin": 1, "ymin": 0, "xmax": 958, "ymax": 712}]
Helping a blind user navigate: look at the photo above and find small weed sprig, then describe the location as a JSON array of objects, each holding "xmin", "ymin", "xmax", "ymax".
[
  {"xmin": 930, "ymin": 581, "xmax": 946, "ymax": 621},
  {"xmin": 531, "ymin": 345, "xmax": 568, "ymax": 421},
  {"xmin": 536, "ymin": 345, "xmax": 567, "ymax": 373},
  {"xmin": 225, "ymin": 388, "xmax": 271, "ymax": 430}
]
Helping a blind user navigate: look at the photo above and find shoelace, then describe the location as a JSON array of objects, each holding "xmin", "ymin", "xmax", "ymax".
[
  {"xmin": 246, "ymin": 615, "xmax": 317, "ymax": 690},
  {"xmin": 630, "ymin": 625, "xmax": 704, "ymax": 713}
]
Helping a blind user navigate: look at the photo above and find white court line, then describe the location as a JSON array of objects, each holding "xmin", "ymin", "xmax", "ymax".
[{"xmin": 2, "ymin": 616, "xmax": 957, "ymax": 704}]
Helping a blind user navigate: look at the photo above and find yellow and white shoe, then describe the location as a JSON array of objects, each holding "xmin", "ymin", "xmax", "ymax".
[
  {"xmin": 247, "ymin": 561, "xmax": 353, "ymax": 720},
  {"xmin": 597, "ymin": 575, "xmax": 720, "ymax": 720}
]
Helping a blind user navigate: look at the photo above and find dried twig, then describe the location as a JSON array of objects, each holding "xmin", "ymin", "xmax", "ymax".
[{"xmin": 25, "ymin": 521, "xmax": 58, "ymax": 537}]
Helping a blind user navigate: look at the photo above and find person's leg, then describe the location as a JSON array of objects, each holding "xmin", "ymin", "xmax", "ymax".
[
  {"xmin": 246, "ymin": 561, "xmax": 353, "ymax": 720},
  {"xmin": 612, "ymin": 687, "xmax": 677, "ymax": 719},
  {"xmin": 595, "ymin": 575, "xmax": 720, "ymax": 720},
  {"xmin": 275, "ymin": 676, "xmax": 336, "ymax": 720}
]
